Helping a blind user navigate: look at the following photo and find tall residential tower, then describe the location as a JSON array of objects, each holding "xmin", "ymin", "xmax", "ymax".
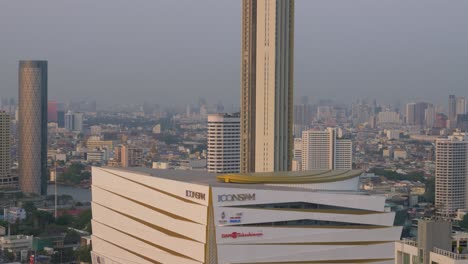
[
  {"xmin": 435, "ymin": 132, "xmax": 468, "ymax": 218},
  {"xmin": 207, "ymin": 113, "xmax": 241, "ymax": 173},
  {"xmin": 18, "ymin": 60, "xmax": 48, "ymax": 195},
  {"xmin": 240, "ymin": 0, "xmax": 295, "ymax": 173},
  {"xmin": 0, "ymin": 111, "xmax": 16, "ymax": 189}
]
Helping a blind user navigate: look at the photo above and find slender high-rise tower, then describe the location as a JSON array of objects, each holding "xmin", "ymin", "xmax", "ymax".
[
  {"xmin": 18, "ymin": 60, "xmax": 48, "ymax": 195},
  {"xmin": 0, "ymin": 111, "xmax": 15, "ymax": 189},
  {"xmin": 240, "ymin": 0, "xmax": 295, "ymax": 173},
  {"xmin": 449, "ymin": 94, "xmax": 457, "ymax": 128}
]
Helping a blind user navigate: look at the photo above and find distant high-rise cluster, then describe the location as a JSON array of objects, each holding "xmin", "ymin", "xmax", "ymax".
[
  {"xmin": 405, "ymin": 102, "xmax": 432, "ymax": 128},
  {"xmin": 240, "ymin": 0, "xmax": 295, "ymax": 173},
  {"xmin": 207, "ymin": 113, "xmax": 240, "ymax": 173},
  {"xmin": 18, "ymin": 60, "xmax": 48, "ymax": 195}
]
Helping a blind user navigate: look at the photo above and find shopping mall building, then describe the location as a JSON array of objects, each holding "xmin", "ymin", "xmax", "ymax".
[{"xmin": 91, "ymin": 167, "xmax": 402, "ymax": 264}]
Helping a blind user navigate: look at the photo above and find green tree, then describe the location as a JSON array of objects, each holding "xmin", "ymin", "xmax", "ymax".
[
  {"xmin": 423, "ymin": 178, "xmax": 435, "ymax": 203},
  {"xmin": 394, "ymin": 210, "xmax": 409, "ymax": 226},
  {"xmin": 460, "ymin": 214, "xmax": 468, "ymax": 230},
  {"xmin": 3, "ymin": 249, "xmax": 15, "ymax": 262},
  {"xmin": 64, "ymin": 230, "xmax": 81, "ymax": 244},
  {"xmin": 74, "ymin": 209, "xmax": 92, "ymax": 231},
  {"xmin": 75, "ymin": 245, "xmax": 92, "ymax": 263},
  {"xmin": 23, "ymin": 201, "xmax": 37, "ymax": 215},
  {"xmin": 56, "ymin": 213, "xmax": 73, "ymax": 226}
]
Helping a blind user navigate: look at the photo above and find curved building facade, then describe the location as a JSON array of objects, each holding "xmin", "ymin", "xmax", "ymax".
[
  {"xmin": 18, "ymin": 60, "xmax": 48, "ymax": 195},
  {"xmin": 91, "ymin": 167, "xmax": 401, "ymax": 264}
]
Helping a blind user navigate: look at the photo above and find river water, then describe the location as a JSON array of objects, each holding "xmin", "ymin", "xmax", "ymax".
[{"xmin": 47, "ymin": 184, "xmax": 92, "ymax": 202}]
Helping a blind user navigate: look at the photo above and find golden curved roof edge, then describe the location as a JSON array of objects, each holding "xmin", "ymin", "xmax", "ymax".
[{"xmin": 217, "ymin": 170, "xmax": 363, "ymax": 184}]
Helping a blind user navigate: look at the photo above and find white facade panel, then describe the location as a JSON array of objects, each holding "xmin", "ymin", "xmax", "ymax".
[
  {"xmin": 213, "ymin": 207, "xmax": 395, "ymax": 227},
  {"xmin": 92, "ymin": 236, "xmax": 154, "ymax": 264},
  {"xmin": 93, "ymin": 203, "xmax": 205, "ymax": 261},
  {"xmin": 93, "ymin": 221, "xmax": 201, "ymax": 264},
  {"xmin": 211, "ymin": 187, "xmax": 386, "ymax": 212},
  {"xmin": 217, "ymin": 242, "xmax": 396, "ymax": 264},
  {"xmin": 92, "ymin": 186, "xmax": 207, "ymax": 243},
  {"xmin": 216, "ymin": 226, "xmax": 402, "ymax": 244},
  {"xmin": 98, "ymin": 168, "xmax": 210, "ymax": 206},
  {"xmin": 93, "ymin": 168, "xmax": 208, "ymax": 224}
]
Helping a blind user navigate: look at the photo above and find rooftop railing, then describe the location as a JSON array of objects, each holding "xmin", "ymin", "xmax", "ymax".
[{"xmin": 433, "ymin": 247, "xmax": 468, "ymax": 260}]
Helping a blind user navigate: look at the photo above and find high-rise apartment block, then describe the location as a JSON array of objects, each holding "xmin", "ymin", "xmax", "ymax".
[
  {"xmin": 435, "ymin": 132, "xmax": 468, "ymax": 217},
  {"xmin": 207, "ymin": 113, "xmax": 240, "ymax": 173},
  {"xmin": 425, "ymin": 106, "xmax": 436, "ymax": 128},
  {"xmin": 301, "ymin": 128, "xmax": 352, "ymax": 171},
  {"xmin": 121, "ymin": 145, "xmax": 144, "ymax": 168},
  {"xmin": 65, "ymin": 111, "xmax": 74, "ymax": 131},
  {"xmin": 64, "ymin": 111, "xmax": 83, "ymax": 132},
  {"xmin": 456, "ymin": 96, "xmax": 467, "ymax": 116},
  {"xmin": 18, "ymin": 60, "xmax": 48, "ymax": 195},
  {"xmin": 0, "ymin": 111, "xmax": 16, "ymax": 189},
  {"xmin": 240, "ymin": 0, "xmax": 295, "ymax": 173}
]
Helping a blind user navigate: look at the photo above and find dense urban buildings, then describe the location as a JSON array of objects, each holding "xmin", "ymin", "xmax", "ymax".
[
  {"xmin": 301, "ymin": 128, "xmax": 352, "ymax": 171},
  {"xmin": 91, "ymin": 167, "xmax": 401, "ymax": 264},
  {"xmin": 395, "ymin": 219, "xmax": 459, "ymax": 264},
  {"xmin": 0, "ymin": 111, "xmax": 15, "ymax": 188},
  {"xmin": 240, "ymin": 0, "xmax": 295, "ymax": 173},
  {"xmin": 435, "ymin": 132, "xmax": 468, "ymax": 218},
  {"xmin": 207, "ymin": 113, "xmax": 240, "ymax": 173},
  {"xmin": 18, "ymin": 60, "xmax": 48, "ymax": 195}
]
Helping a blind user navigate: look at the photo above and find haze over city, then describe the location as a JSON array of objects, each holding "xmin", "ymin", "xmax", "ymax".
[{"xmin": 1, "ymin": 0, "xmax": 468, "ymax": 107}]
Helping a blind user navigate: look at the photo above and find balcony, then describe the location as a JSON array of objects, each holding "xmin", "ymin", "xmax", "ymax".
[{"xmin": 433, "ymin": 247, "xmax": 468, "ymax": 260}]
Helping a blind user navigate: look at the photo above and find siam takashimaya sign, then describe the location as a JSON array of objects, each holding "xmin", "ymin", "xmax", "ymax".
[
  {"xmin": 218, "ymin": 193, "xmax": 256, "ymax": 202},
  {"xmin": 221, "ymin": 232, "xmax": 263, "ymax": 239}
]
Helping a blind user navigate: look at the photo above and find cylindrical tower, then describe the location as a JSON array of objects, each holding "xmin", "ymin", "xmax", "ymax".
[{"xmin": 18, "ymin": 60, "xmax": 48, "ymax": 195}]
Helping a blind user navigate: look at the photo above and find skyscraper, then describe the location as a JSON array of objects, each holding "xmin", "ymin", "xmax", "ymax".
[
  {"xmin": 0, "ymin": 111, "xmax": 16, "ymax": 189},
  {"xmin": 435, "ymin": 132, "xmax": 468, "ymax": 218},
  {"xmin": 456, "ymin": 96, "xmax": 467, "ymax": 116},
  {"xmin": 65, "ymin": 110, "xmax": 74, "ymax": 131},
  {"xmin": 207, "ymin": 113, "xmax": 240, "ymax": 173},
  {"xmin": 240, "ymin": 0, "xmax": 295, "ymax": 173},
  {"xmin": 18, "ymin": 60, "xmax": 48, "ymax": 195},
  {"xmin": 301, "ymin": 128, "xmax": 352, "ymax": 171},
  {"xmin": 449, "ymin": 94, "xmax": 457, "ymax": 128}
]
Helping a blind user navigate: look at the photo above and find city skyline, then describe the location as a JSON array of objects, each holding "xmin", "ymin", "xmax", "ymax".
[{"xmin": 1, "ymin": 0, "xmax": 468, "ymax": 107}]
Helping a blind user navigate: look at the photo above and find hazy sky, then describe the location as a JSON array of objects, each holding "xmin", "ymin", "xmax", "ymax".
[{"xmin": 1, "ymin": 0, "xmax": 468, "ymax": 107}]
